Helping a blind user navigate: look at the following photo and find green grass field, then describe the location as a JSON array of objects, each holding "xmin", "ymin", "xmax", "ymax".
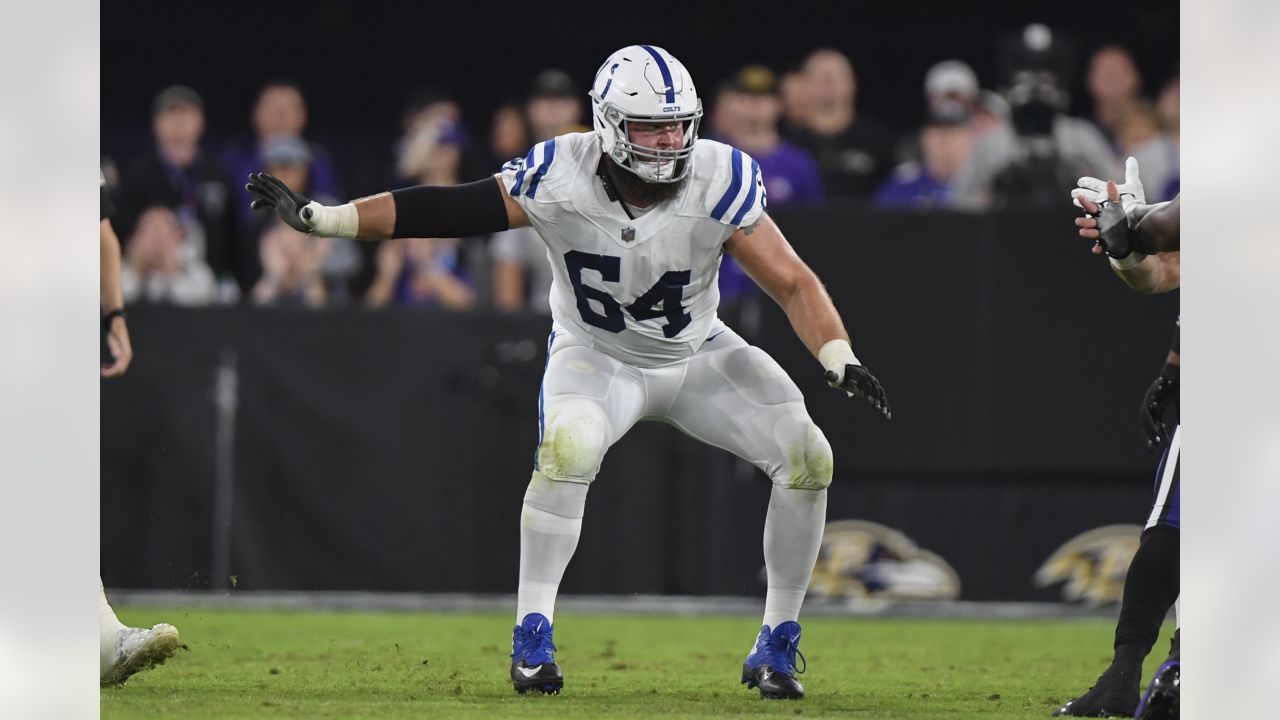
[{"xmin": 101, "ymin": 607, "xmax": 1174, "ymax": 719}]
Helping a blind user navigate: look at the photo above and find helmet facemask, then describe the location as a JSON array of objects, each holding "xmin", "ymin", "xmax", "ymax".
[{"xmin": 593, "ymin": 98, "xmax": 703, "ymax": 184}]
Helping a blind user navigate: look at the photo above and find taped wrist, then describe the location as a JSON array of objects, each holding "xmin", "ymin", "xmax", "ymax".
[
  {"xmin": 391, "ymin": 178, "xmax": 510, "ymax": 239},
  {"xmin": 304, "ymin": 202, "xmax": 359, "ymax": 238},
  {"xmin": 818, "ymin": 339, "xmax": 860, "ymax": 381}
]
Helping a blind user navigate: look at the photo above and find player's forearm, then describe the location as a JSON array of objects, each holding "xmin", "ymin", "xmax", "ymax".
[
  {"xmin": 781, "ymin": 273, "xmax": 850, "ymax": 358},
  {"xmin": 100, "ymin": 220, "xmax": 125, "ymax": 310},
  {"xmin": 1112, "ymin": 252, "xmax": 1179, "ymax": 293},
  {"xmin": 1131, "ymin": 196, "xmax": 1180, "ymax": 253}
]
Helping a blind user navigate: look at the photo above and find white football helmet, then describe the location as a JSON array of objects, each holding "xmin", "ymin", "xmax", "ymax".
[{"xmin": 590, "ymin": 45, "xmax": 703, "ymax": 183}]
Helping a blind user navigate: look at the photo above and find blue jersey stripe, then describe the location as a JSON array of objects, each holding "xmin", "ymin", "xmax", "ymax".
[
  {"xmin": 510, "ymin": 145, "xmax": 538, "ymax": 197},
  {"xmin": 639, "ymin": 45, "xmax": 676, "ymax": 103},
  {"xmin": 711, "ymin": 148, "xmax": 744, "ymax": 221},
  {"xmin": 525, "ymin": 138, "xmax": 557, "ymax": 199},
  {"xmin": 730, "ymin": 160, "xmax": 761, "ymax": 226}
]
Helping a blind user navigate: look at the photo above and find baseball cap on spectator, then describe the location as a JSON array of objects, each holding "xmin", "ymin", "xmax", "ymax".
[
  {"xmin": 726, "ymin": 65, "xmax": 778, "ymax": 95},
  {"xmin": 530, "ymin": 69, "xmax": 579, "ymax": 99},
  {"xmin": 261, "ymin": 134, "xmax": 313, "ymax": 167},
  {"xmin": 152, "ymin": 85, "xmax": 204, "ymax": 116},
  {"xmin": 924, "ymin": 61, "xmax": 979, "ymax": 101}
]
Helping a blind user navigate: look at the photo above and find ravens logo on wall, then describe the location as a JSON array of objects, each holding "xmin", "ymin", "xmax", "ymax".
[
  {"xmin": 1034, "ymin": 524, "xmax": 1142, "ymax": 605},
  {"xmin": 805, "ymin": 520, "xmax": 961, "ymax": 601}
]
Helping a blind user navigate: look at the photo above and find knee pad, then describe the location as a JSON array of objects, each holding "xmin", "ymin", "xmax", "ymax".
[
  {"xmin": 777, "ymin": 418, "xmax": 833, "ymax": 490},
  {"xmin": 536, "ymin": 400, "xmax": 609, "ymax": 482}
]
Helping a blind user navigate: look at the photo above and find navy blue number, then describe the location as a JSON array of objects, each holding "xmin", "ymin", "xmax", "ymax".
[
  {"xmin": 564, "ymin": 252, "xmax": 691, "ymax": 337},
  {"xmin": 625, "ymin": 270, "xmax": 692, "ymax": 338},
  {"xmin": 564, "ymin": 250, "xmax": 625, "ymax": 332}
]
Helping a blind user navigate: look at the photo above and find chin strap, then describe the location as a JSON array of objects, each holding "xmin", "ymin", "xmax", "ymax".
[{"xmin": 596, "ymin": 157, "xmax": 636, "ymax": 220}]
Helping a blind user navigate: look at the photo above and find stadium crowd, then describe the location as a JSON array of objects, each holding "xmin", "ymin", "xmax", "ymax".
[{"xmin": 101, "ymin": 30, "xmax": 1179, "ymax": 313}]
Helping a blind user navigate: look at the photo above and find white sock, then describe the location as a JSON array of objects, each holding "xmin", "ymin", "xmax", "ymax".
[
  {"xmin": 761, "ymin": 486, "xmax": 827, "ymax": 629},
  {"xmin": 516, "ymin": 474, "xmax": 589, "ymax": 626},
  {"xmin": 100, "ymin": 578, "xmax": 125, "ymax": 673}
]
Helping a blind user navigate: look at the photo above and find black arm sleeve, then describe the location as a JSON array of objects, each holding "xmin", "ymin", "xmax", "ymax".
[
  {"xmin": 391, "ymin": 177, "xmax": 510, "ymax": 239},
  {"xmin": 100, "ymin": 184, "xmax": 115, "ymax": 221}
]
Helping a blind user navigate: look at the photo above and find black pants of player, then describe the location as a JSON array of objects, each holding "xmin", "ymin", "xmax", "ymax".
[{"xmin": 1114, "ymin": 413, "xmax": 1181, "ymax": 655}]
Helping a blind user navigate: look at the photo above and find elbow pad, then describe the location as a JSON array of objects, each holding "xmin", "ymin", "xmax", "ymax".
[{"xmin": 391, "ymin": 177, "xmax": 510, "ymax": 238}]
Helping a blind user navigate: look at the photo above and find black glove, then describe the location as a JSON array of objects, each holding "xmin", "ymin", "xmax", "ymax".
[
  {"xmin": 1140, "ymin": 363, "xmax": 1178, "ymax": 451},
  {"xmin": 825, "ymin": 365, "xmax": 891, "ymax": 420},
  {"xmin": 1094, "ymin": 200, "xmax": 1137, "ymax": 259},
  {"xmin": 246, "ymin": 172, "xmax": 315, "ymax": 233}
]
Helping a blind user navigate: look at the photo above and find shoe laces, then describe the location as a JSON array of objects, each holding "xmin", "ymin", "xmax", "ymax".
[
  {"xmin": 770, "ymin": 632, "xmax": 806, "ymax": 676},
  {"xmin": 512, "ymin": 624, "xmax": 556, "ymax": 665}
]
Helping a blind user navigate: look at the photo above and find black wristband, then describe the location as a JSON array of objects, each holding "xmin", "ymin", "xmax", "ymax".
[
  {"xmin": 102, "ymin": 308, "xmax": 126, "ymax": 329},
  {"xmin": 391, "ymin": 177, "xmax": 510, "ymax": 239}
]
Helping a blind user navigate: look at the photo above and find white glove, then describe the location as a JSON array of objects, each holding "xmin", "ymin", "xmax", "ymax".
[{"xmin": 1071, "ymin": 156, "xmax": 1146, "ymax": 218}]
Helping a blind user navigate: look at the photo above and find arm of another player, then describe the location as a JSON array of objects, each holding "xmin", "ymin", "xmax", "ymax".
[
  {"xmin": 1075, "ymin": 183, "xmax": 1180, "ymax": 294},
  {"xmin": 245, "ymin": 173, "xmax": 530, "ymax": 240},
  {"xmin": 1130, "ymin": 194, "xmax": 1180, "ymax": 252},
  {"xmin": 726, "ymin": 215, "xmax": 891, "ymax": 419},
  {"xmin": 100, "ymin": 218, "xmax": 132, "ymax": 378}
]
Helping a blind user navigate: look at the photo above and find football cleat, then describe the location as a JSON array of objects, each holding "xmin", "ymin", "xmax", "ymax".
[
  {"xmin": 741, "ymin": 621, "xmax": 806, "ymax": 700},
  {"xmin": 1052, "ymin": 663, "xmax": 1140, "ymax": 717},
  {"xmin": 1136, "ymin": 631, "xmax": 1179, "ymax": 720},
  {"xmin": 510, "ymin": 613, "xmax": 563, "ymax": 695},
  {"xmin": 100, "ymin": 623, "xmax": 181, "ymax": 687}
]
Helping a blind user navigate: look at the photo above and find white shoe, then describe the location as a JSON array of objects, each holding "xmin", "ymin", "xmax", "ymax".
[{"xmin": 100, "ymin": 623, "xmax": 181, "ymax": 686}]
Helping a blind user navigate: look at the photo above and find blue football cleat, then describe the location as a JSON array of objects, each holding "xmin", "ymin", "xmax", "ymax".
[
  {"xmin": 741, "ymin": 621, "xmax": 806, "ymax": 699},
  {"xmin": 510, "ymin": 613, "xmax": 563, "ymax": 695}
]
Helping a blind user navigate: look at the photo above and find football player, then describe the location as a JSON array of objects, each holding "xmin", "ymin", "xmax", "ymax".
[
  {"xmin": 247, "ymin": 45, "xmax": 890, "ymax": 700},
  {"xmin": 1054, "ymin": 162, "xmax": 1180, "ymax": 719},
  {"xmin": 99, "ymin": 173, "xmax": 182, "ymax": 685}
]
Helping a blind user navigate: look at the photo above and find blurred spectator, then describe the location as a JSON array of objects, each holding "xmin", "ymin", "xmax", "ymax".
[
  {"xmin": 875, "ymin": 107, "xmax": 975, "ymax": 209},
  {"xmin": 777, "ymin": 67, "xmax": 812, "ymax": 139},
  {"xmin": 366, "ymin": 238, "xmax": 476, "ymax": 310},
  {"xmin": 1156, "ymin": 76, "xmax": 1180, "ymax": 199},
  {"xmin": 1086, "ymin": 45, "xmax": 1142, "ymax": 149},
  {"xmin": 951, "ymin": 24, "xmax": 1118, "ymax": 209},
  {"xmin": 788, "ymin": 48, "xmax": 896, "ymax": 200},
  {"xmin": 488, "ymin": 102, "xmax": 549, "ymax": 313},
  {"xmin": 251, "ymin": 220, "xmax": 329, "ymax": 308},
  {"xmin": 259, "ymin": 133, "xmax": 360, "ymax": 299},
  {"xmin": 526, "ymin": 69, "xmax": 589, "ymax": 142},
  {"xmin": 924, "ymin": 60, "xmax": 980, "ymax": 120},
  {"xmin": 394, "ymin": 118, "xmax": 491, "ymax": 306},
  {"xmin": 396, "ymin": 88, "xmax": 489, "ymax": 183},
  {"xmin": 121, "ymin": 206, "xmax": 217, "ymax": 306},
  {"xmin": 714, "ymin": 65, "xmax": 824, "ymax": 206},
  {"xmin": 223, "ymin": 80, "xmax": 343, "ymax": 231},
  {"xmin": 711, "ymin": 65, "xmax": 826, "ymax": 306},
  {"xmin": 973, "ymin": 90, "xmax": 1011, "ymax": 139},
  {"xmin": 397, "ymin": 119, "xmax": 466, "ymax": 187},
  {"xmin": 490, "ymin": 100, "xmax": 531, "ymax": 167},
  {"xmin": 114, "ymin": 85, "xmax": 237, "ymax": 285},
  {"xmin": 1113, "ymin": 100, "xmax": 1178, "ymax": 203}
]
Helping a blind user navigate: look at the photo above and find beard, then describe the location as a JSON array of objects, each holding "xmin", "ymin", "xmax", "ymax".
[{"xmin": 602, "ymin": 156, "xmax": 689, "ymax": 207}]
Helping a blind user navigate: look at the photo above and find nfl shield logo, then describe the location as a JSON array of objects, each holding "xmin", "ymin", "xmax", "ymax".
[{"xmin": 621, "ymin": 226, "xmax": 636, "ymax": 242}]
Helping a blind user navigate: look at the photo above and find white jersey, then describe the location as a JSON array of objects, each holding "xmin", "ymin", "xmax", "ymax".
[{"xmin": 499, "ymin": 132, "xmax": 766, "ymax": 367}]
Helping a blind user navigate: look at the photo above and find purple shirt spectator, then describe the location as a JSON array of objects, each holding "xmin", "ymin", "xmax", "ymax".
[
  {"xmin": 874, "ymin": 164, "xmax": 952, "ymax": 208},
  {"xmin": 223, "ymin": 81, "xmax": 344, "ymax": 229}
]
